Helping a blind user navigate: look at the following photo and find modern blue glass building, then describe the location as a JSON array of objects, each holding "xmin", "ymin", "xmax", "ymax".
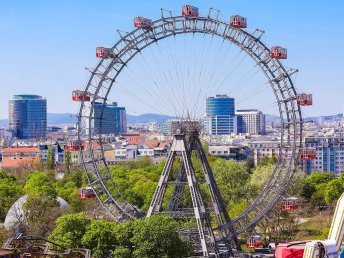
[
  {"xmin": 94, "ymin": 102, "xmax": 127, "ymax": 135},
  {"xmin": 205, "ymin": 95, "xmax": 237, "ymax": 135},
  {"xmin": 8, "ymin": 95, "xmax": 47, "ymax": 139}
]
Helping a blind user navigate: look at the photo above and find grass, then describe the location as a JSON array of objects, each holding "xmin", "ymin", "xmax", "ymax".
[{"xmin": 295, "ymin": 212, "xmax": 332, "ymax": 240}]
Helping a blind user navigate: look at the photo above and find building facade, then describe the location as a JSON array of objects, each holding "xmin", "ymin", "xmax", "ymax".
[
  {"xmin": 236, "ymin": 109, "xmax": 266, "ymax": 135},
  {"xmin": 206, "ymin": 95, "xmax": 237, "ymax": 135},
  {"xmin": 1, "ymin": 147, "xmax": 39, "ymax": 169},
  {"xmin": 160, "ymin": 120, "xmax": 173, "ymax": 135},
  {"xmin": 248, "ymin": 139, "xmax": 281, "ymax": 166},
  {"xmin": 9, "ymin": 95, "xmax": 47, "ymax": 139},
  {"xmin": 304, "ymin": 137, "xmax": 344, "ymax": 175},
  {"xmin": 94, "ymin": 102, "xmax": 127, "ymax": 135},
  {"xmin": 208, "ymin": 145, "xmax": 241, "ymax": 160},
  {"xmin": 82, "ymin": 102, "xmax": 127, "ymax": 135}
]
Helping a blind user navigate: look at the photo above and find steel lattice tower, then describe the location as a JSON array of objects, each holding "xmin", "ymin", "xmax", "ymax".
[{"xmin": 146, "ymin": 121, "xmax": 241, "ymax": 257}]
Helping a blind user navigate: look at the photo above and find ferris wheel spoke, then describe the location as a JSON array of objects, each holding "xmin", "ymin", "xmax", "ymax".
[
  {"xmin": 235, "ymin": 82, "xmax": 270, "ymax": 105},
  {"xmin": 126, "ymin": 51, "xmax": 180, "ymax": 116},
  {"xmin": 203, "ymin": 39, "xmax": 233, "ymax": 94},
  {"xmin": 214, "ymin": 52, "xmax": 248, "ymax": 94},
  {"xmin": 192, "ymin": 39, "xmax": 226, "ymax": 117},
  {"xmin": 165, "ymin": 36, "xmax": 189, "ymax": 118},
  {"xmin": 228, "ymin": 65, "xmax": 261, "ymax": 96},
  {"xmin": 118, "ymin": 59, "xmax": 179, "ymax": 117},
  {"xmin": 148, "ymin": 41, "xmax": 187, "ymax": 118},
  {"xmin": 192, "ymin": 34, "xmax": 218, "ymax": 117},
  {"xmin": 141, "ymin": 44, "xmax": 185, "ymax": 118},
  {"xmin": 115, "ymin": 84, "xmax": 170, "ymax": 117}
]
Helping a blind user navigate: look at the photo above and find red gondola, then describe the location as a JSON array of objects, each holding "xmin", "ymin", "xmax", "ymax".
[
  {"xmin": 282, "ymin": 197, "xmax": 298, "ymax": 211},
  {"xmin": 134, "ymin": 16, "xmax": 153, "ymax": 30},
  {"xmin": 296, "ymin": 93, "xmax": 313, "ymax": 106},
  {"xmin": 300, "ymin": 148, "xmax": 317, "ymax": 160},
  {"xmin": 230, "ymin": 15, "xmax": 247, "ymax": 28},
  {"xmin": 182, "ymin": 5, "xmax": 199, "ymax": 17},
  {"xmin": 66, "ymin": 141, "xmax": 82, "ymax": 151},
  {"xmin": 96, "ymin": 47, "xmax": 114, "ymax": 58},
  {"xmin": 246, "ymin": 234, "xmax": 263, "ymax": 248},
  {"xmin": 79, "ymin": 187, "xmax": 96, "ymax": 199},
  {"xmin": 271, "ymin": 46, "xmax": 287, "ymax": 59},
  {"xmin": 72, "ymin": 90, "xmax": 90, "ymax": 102}
]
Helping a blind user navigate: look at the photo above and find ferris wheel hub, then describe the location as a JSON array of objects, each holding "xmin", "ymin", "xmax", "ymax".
[{"xmin": 171, "ymin": 120, "xmax": 202, "ymax": 135}]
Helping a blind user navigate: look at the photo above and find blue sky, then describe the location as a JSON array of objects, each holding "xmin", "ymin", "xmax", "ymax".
[{"xmin": 0, "ymin": 0, "xmax": 343, "ymax": 119}]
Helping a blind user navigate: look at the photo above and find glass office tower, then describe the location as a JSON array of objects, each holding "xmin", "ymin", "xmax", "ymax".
[
  {"xmin": 93, "ymin": 102, "xmax": 127, "ymax": 135},
  {"xmin": 9, "ymin": 95, "xmax": 47, "ymax": 139},
  {"xmin": 206, "ymin": 95, "xmax": 237, "ymax": 135}
]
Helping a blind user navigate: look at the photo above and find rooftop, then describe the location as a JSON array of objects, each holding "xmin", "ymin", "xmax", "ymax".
[
  {"xmin": 13, "ymin": 94, "xmax": 44, "ymax": 100},
  {"xmin": 3, "ymin": 147, "xmax": 38, "ymax": 153}
]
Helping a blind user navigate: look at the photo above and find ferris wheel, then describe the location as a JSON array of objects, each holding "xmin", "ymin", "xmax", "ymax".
[{"xmin": 74, "ymin": 5, "xmax": 314, "ymax": 257}]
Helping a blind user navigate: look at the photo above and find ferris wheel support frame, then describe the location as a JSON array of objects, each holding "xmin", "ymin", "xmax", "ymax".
[{"xmin": 77, "ymin": 11, "xmax": 303, "ymax": 236}]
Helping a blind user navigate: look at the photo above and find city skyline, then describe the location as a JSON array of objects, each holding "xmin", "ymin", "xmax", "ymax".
[{"xmin": 1, "ymin": 1, "xmax": 343, "ymax": 119}]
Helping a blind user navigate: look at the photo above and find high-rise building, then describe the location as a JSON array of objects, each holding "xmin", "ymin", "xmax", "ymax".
[
  {"xmin": 236, "ymin": 109, "xmax": 266, "ymax": 135},
  {"xmin": 304, "ymin": 137, "xmax": 344, "ymax": 175},
  {"xmin": 205, "ymin": 95, "xmax": 237, "ymax": 135},
  {"xmin": 84, "ymin": 102, "xmax": 127, "ymax": 135},
  {"xmin": 8, "ymin": 95, "xmax": 47, "ymax": 139},
  {"xmin": 160, "ymin": 119, "xmax": 173, "ymax": 135}
]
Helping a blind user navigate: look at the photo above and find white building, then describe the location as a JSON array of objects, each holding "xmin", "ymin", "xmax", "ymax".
[
  {"xmin": 304, "ymin": 137, "xmax": 344, "ymax": 175},
  {"xmin": 248, "ymin": 139, "xmax": 281, "ymax": 166},
  {"xmin": 236, "ymin": 109, "xmax": 266, "ymax": 135}
]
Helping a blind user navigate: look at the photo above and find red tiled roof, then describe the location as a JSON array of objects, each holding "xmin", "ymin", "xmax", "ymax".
[
  {"xmin": 3, "ymin": 147, "xmax": 38, "ymax": 153},
  {"xmin": 122, "ymin": 134, "xmax": 145, "ymax": 141},
  {"xmin": 128, "ymin": 139, "xmax": 138, "ymax": 145},
  {"xmin": 158, "ymin": 141, "xmax": 171, "ymax": 148},
  {"xmin": 2, "ymin": 157, "xmax": 38, "ymax": 168},
  {"xmin": 146, "ymin": 140, "xmax": 159, "ymax": 148}
]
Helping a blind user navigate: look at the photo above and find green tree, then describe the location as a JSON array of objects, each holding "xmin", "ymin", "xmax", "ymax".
[
  {"xmin": 24, "ymin": 171, "xmax": 60, "ymax": 236},
  {"xmin": 131, "ymin": 216, "xmax": 193, "ymax": 258},
  {"xmin": 64, "ymin": 149, "xmax": 72, "ymax": 173},
  {"xmin": 0, "ymin": 227, "xmax": 8, "ymax": 246},
  {"xmin": 81, "ymin": 220, "xmax": 118, "ymax": 258},
  {"xmin": 65, "ymin": 169, "xmax": 85, "ymax": 188},
  {"xmin": 56, "ymin": 181, "xmax": 78, "ymax": 202},
  {"xmin": 24, "ymin": 195, "xmax": 62, "ymax": 237},
  {"xmin": 310, "ymin": 186, "xmax": 327, "ymax": 208},
  {"xmin": 250, "ymin": 164, "xmax": 274, "ymax": 192},
  {"xmin": 257, "ymin": 156, "xmax": 277, "ymax": 167},
  {"xmin": 244, "ymin": 157, "xmax": 255, "ymax": 174},
  {"xmin": 338, "ymin": 173, "xmax": 344, "ymax": 185},
  {"xmin": 228, "ymin": 201, "xmax": 248, "ymax": 219},
  {"xmin": 0, "ymin": 176, "xmax": 24, "ymax": 221},
  {"xmin": 114, "ymin": 220, "xmax": 136, "ymax": 257},
  {"xmin": 212, "ymin": 159, "xmax": 252, "ymax": 203},
  {"xmin": 300, "ymin": 179, "xmax": 317, "ymax": 202},
  {"xmin": 49, "ymin": 213, "xmax": 91, "ymax": 248},
  {"xmin": 324, "ymin": 179, "xmax": 343, "ymax": 204},
  {"xmin": 134, "ymin": 156, "xmax": 153, "ymax": 168},
  {"xmin": 46, "ymin": 146, "xmax": 55, "ymax": 170},
  {"xmin": 24, "ymin": 171, "xmax": 57, "ymax": 198},
  {"xmin": 0, "ymin": 170, "xmax": 19, "ymax": 182},
  {"xmin": 307, "ymin": 172, "xmax": 335, "ymax": 186},
  {"xmin": 113, "ymin": 247, "xmax": 132, "ymax": 258}
]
